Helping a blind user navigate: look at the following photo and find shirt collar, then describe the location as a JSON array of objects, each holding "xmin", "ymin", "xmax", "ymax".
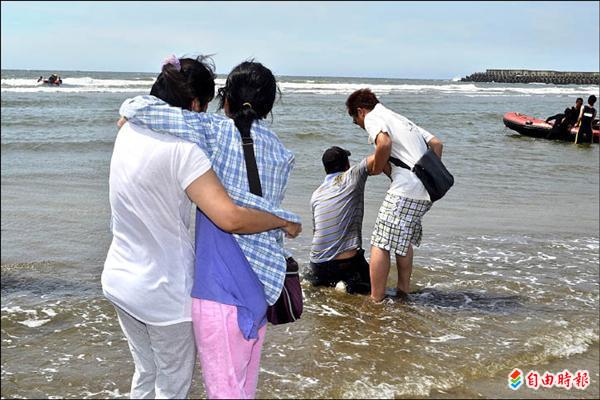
[
  {"xmin": 324, "ymin": 172, "xmax": 343, "ymax": 181},
  {"xmin": 373, "ymin": 103, "xmax": 386, "ymax": 113}
]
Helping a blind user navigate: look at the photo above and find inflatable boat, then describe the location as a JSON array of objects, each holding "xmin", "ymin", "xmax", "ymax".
[{"xmin": 503, "ymin": 112, "xmax": 599, "ymax": 143}]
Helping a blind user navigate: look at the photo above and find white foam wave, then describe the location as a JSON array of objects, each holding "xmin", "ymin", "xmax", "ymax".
[
  {"xmin": 81, "ymin": 389, "xmax": 124, "ymax": 398},
  {"xmin": 1, "ymin": 77, "xmax": 226, "ymax": 93},
  {"xmin": 1, "ymin": 76, "xmax": 156, "ymax": 93},
  {"xmin": 429, "ymin": 334, "xmax": 465, "ymax": 343},
  {"xmin": 2, "ymin": 76, "xmax": 597, "ymax": 95},
  {"xmin": 2, "ymin": 305, "xmax": 37, "ymax": 314},
  {"xmin": 18, "ymin": 318, "xmax": 50, "ymax": 328},
  {"xmin": 343, "ymin": 380, "xmax": 399, "ymax": 399},
  {"xmin": 42, "ymin": 308, "xmax": 57, "ymax": 317},
  {"xmin": 1, "ymin": 77, "xmax": 155, "ymax": 87},
  {"xmin": 527, "ymin": 328, "xmax": 597, "ymax": 359},
  {"xmin": 319, "ymin": 304, "xmax": 346, "ymax": 317},
  {"xmin": 278, "ymin": 81, "xmax": 598, "ymax": 96},
  {"xmin": 1, "ymin": 87, "xmax": 151, "ymax": 93},
  {"xmin": 343, "ymin": 374, "xmax": 462, "ymax": 398}
]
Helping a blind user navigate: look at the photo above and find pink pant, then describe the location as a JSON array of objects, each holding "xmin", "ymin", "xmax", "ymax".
[{"xmin": 191, "ymin": 298, "xmax": 266, "ymax": 399}]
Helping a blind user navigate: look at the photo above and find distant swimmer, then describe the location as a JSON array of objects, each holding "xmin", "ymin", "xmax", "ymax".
[
  {"xmin": 306, "ymin": 146, "xmax": 380, "ymax": 294},
  {"xmin": 37, "ymin": 76, "xmax": 43, "ymax": 83},
  {"xmin": 575, "ymin": 95, "xmax": 597, "ymax": 144}
]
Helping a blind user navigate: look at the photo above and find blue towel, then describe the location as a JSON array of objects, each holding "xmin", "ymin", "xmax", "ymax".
[{"xmin": 191, "ymin": 210, "xmax": 268, "ymax": 340}]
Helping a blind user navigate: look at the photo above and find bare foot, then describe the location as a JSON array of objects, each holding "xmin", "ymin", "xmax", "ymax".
[
  {"xmin": 395, "ymin": 288, "xmax": 409, "ymax": 301},
  {"xmin": 370, "ymin": 294, "xmax": 386, "ymax": 303}
]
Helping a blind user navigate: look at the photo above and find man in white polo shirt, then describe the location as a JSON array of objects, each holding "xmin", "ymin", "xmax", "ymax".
[{"xmin": 346, "ymin": 89, "xmax": 444, "ymax": 302}]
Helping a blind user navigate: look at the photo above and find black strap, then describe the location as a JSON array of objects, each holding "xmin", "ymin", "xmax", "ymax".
[
  {"xmin": 388, "ymin": 137, "xmax": 429, "ymax": 171},
  {"xmin": 388, "ymin": 156, "xmax": 411, "ymax": 170},
  {"xmin": 240, "ymin": 132, "xmax": 263, "ymax": 197}
]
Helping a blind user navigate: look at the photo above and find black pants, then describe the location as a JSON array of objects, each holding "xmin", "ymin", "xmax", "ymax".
[
  {"xmin": 576, "ymin": 126, "xmax": 594, "ymax": 144},
  {"xmin": 306, "ymin": 249, "xmax": 371, "ymax": 294},
  {"xmin": 546, "ymin": 122, "xmax": 571, "ymax": 140}
]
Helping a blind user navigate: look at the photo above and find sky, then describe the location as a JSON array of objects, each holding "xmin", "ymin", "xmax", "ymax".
[{"xmin": 1, "ymin": 1, "xmax": 599, "ymax": 79}]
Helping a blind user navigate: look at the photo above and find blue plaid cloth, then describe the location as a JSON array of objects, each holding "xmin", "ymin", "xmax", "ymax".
[{"xmin": 120, "ymin": 95, "xmax": 300, "ymax": 305}]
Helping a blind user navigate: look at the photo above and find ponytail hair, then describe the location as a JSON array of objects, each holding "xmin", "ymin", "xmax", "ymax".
[
  {"xmin": 150, "ymin": 55, "xmax": 216, "ymax": 110},
  {"xmin": 232, "ymin": 102, "xmax": 260, "ymax": 139},
  {"xmin": 217, "ymin": 60, "xmax": 279, "ymax": 138}
]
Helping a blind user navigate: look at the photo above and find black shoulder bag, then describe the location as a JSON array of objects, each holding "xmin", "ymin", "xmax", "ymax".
[
  {"xmin": 389, "ymin": 144, "xmax": 454, "ymax": 202},
  {"xmin": 239, "ymin": 129, "xmax": 303, "ymax": 325}
]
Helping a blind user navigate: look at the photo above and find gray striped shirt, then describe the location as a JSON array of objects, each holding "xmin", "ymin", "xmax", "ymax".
[{"xmin": 310, "ymin": 159, "xmax": 369, "ymax": 263}]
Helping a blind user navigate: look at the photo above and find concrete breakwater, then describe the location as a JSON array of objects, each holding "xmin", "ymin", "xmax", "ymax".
[{"xmin": 462, "ymin": 69, "xmax": 599, "ymax": 85}]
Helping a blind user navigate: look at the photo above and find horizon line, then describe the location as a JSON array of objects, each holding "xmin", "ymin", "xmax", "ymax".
[{"xmin": 4, "ymin": 67, "xmax": 597, "ymax": 81}]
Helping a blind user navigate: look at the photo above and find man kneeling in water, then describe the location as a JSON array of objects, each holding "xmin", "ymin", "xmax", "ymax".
[{"xmin": 306, "ymin": 146, "xmax": 379, "ymax": 294}]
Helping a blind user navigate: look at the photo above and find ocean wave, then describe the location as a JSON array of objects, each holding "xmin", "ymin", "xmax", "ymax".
[
  {"xmin": 1, "ymin": 140, "xmax": 114, "ymax": 152},
  {"xmin": 2, "ymin": 76, "xmax": 597, "ymax": 95},
  {"xmin": 2, "ymin": 87, "xmax": 150, "ymax": 93},
  {"xmin": 277, "ymin": 82, "xmax": 599, "ymax": 96},
  {"xmin": 1, "ymin": 77, "xmax": 228, "ymax": 94},
  {"xmin": 342, "ymin": 373, "xmax": 463, "ymax": 398},
  {"xmin": 1, "ymin": 77, "xmax": 156, "ymax": 87},
  {"xmin": 1, "ymin": 76, "xmax": 153, "ymax": 94},
  {"xmin": 528, "ymin": 327, "xmax": 598, "ymax": 359}
]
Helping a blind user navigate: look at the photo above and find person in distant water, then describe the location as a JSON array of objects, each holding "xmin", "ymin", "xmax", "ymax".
[
  {"xmin": 47, "ymin": 74, "xmax": 58, "ymax": 84},
  {"xmin": 37, "ymin": 76, "xmax": 43, "ymax": 83},
  {"xmin": 346, "ymin": 88, "xmax": 444, "ymax": 302},
  {"xmin": 306, "ymin": 146, "xmax": 380, "ymax": 294},
  {"xmin": 575, "ymin": 95, "xmax": 597, "ymax": 144},
  {"xmin": 545, "ymin": 97, "xmax": 583, "ymax": 140},
  {"xmin": 103, "ymin": 55, "xmax": 300, "ymax": 399}
]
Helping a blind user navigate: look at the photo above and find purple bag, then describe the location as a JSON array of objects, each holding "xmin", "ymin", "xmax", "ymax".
[{"xmin": 266, "ymin": 257, "xmax": 303, "ymax": 325}]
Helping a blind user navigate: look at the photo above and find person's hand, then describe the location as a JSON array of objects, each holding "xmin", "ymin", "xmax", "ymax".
[
  {"xmin": 282, "ymin": 221, "xmax": 302, "ymax": 238},
  {"xmin": 117, "ymin": 116, "xmax": 128, "ymax": 129}
]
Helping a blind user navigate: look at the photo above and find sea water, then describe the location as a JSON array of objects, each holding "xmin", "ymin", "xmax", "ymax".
[{"xmin": 1, "ymin": 69, "xmax": 599, "ymax": 398}]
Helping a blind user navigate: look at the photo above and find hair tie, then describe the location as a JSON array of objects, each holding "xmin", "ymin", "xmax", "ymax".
[
  {"xmin": 161, "ymin": 54, "xmax": 181, "ymax": 72},
  {"xmin": 242, "ymin": 102, "xmax": 253, "ymax": 109}
]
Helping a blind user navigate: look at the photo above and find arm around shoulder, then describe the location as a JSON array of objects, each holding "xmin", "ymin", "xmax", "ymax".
[{"xmin": 185, "ymin": 169, "xmax": 301, "ymax": 237}]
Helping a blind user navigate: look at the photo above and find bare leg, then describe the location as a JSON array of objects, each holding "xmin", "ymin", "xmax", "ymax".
[
  {"xmin": 395, "ymin": 244, "xmax": 413, "ymax": 296},
  {"xmin": 369, "ymin": 246, "xmax": 390, "ymax": 302}
]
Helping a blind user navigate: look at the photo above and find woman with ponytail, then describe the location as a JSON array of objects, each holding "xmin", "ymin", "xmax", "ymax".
[{"xmin": 120, "ymin": 59, "xmax": 301, "ymax": 398}]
